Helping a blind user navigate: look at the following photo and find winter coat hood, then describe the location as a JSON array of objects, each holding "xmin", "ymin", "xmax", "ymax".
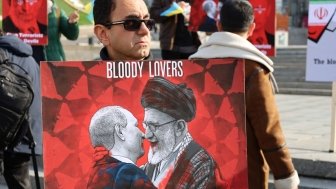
[{"xmin": 0, "ymin": 35, "xmax": 33, "ymax": 57}]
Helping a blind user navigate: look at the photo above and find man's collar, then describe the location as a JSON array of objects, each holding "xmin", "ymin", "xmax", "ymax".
[{"xmin": 112, "ymin": 154, "xmax": 135, "ymax": 164}]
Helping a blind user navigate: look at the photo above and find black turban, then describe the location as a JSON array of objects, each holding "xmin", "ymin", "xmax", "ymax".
[{"xmin": 141, "ymin": 77, "xmax": 196, "ymax": 122}]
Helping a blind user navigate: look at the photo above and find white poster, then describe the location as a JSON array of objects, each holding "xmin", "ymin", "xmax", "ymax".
[{"xmin": 306, "ymin": 0, "xmax": 336, "ymax": 81}]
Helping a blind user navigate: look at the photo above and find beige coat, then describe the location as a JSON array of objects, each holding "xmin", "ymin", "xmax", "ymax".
[{"xmin": 190, "ymin": 32, "xmax": 299, "ymax": 189}]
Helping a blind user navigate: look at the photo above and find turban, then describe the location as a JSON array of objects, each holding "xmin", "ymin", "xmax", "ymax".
[{"xmin": 141, "ymin": 76, "xmax": 196, "ymax": 122}]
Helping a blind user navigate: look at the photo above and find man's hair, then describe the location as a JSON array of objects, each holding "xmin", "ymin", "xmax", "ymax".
[
  {"xmin": 219, "ymin": 0, "xmax": 254, "ymax": 33},
  {"xmin": 93, "ymin": 0, "xmax": 116, "ymax": 25},
  {"xmin": 89, "ymin": 106, "xmax": 127, "ymax": 150}
]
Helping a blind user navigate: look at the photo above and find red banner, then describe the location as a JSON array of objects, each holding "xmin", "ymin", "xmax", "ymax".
[
  {"xmin": 41, "ymin": 59, "xmax": 247, "ymax": 188},
  {"xmin": 2, "ymin": 0, "xmax": 48, "ymax": 45}
]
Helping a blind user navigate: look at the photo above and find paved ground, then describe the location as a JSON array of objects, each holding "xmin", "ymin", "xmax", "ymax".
[{"xmin": 276, "ymin": 94, "xmax": 335, "ymax": 161}]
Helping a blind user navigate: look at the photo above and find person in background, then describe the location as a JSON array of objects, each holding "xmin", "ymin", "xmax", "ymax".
[
  {"xmin": 0, "ymin": 30, "xmax": 42, "ymax": 189},
  {"xmin": 93, "ymin": 0, "xmax": 154, "ymax": 60},
  {"xmin": 189, "ymin": 0, "xmax": 300, "ymax": 188},
  {"xmin": 150, "ymin": 0, "xmax": 201, "ymax": 59},
  {"xmin": 198, "ymin": 0, "xmax": 218, "ymax": 32},
  {"xmin": 87, "ymin": 106, "xmax": 156, "ymax": 189},
  {"xmin": 45, "ymin": 0, "xmax": 80, "ymax": 61}
]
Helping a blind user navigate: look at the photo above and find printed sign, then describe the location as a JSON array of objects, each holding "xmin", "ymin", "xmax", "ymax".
[
  {"xmin": 248, "ymin": 0, "xmax": 275, "ymax": 56},
  {"xmin": 2, "ymin": 0, "xmax": 48, "ymax": 45},
  {"xmin": 306, "ymin": 0, "xmax": 336, "ymax": 81},
  {"xmin": 41, "ymin": 59, "xmax": 247, "ymax": 188},
  {"xmin": 189, "ymin": 0, "xmax": 275, "ymax": 56}
]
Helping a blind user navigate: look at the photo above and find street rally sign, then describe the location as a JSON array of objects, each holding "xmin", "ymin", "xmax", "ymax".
[{"xmin": 306, "ymin": 0, "xmax": 336, "ymax": 81}]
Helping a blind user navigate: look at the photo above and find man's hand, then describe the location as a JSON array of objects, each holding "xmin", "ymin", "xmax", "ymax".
[
  {"xmin": 274, "ymin": 170, "xmax": 300, "ymax": 189},
  {"xmin": 177, "ymin": 1, "xmax": 191, "ymax": 23},
  {"xmin": 177, "ymin": 1, "xmax": 187, "ymax": 9},
  {"xmin": 68, "ymin": 10, "xmax": 80, "ymax": 24}
]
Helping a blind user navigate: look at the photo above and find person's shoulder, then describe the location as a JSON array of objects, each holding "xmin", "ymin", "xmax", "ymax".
[
  {"xmin": 2, "ymin": 16, "xmax": 19, "ymax": 33},
  {"xmin": 2, "ymin": 16, "xmax": 12, "ymax": 25},
  {"xmin": 186, "ymin": 140, "xmax": 215, "ymax": 162},
  {"xmin": 118, "ymin": 163, "xmax": 144, "ymax": 173},
  {"xmin": 116, "ymin": 163, "xmax": 155, "ymax": 188},
  {"xmin": 245, "ymin": 60, "xmax": 270, "ymax": 77}
]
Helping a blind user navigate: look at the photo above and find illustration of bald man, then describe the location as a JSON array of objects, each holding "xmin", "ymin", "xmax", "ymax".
[{"xmin": 87, "ymin": 106, "xmax": 156, "ymax": 189}]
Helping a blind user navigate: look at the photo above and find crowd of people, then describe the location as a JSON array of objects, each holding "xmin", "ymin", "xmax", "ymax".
[{"xmin": 0, "ymin": 0, "xmax": 300, "ymax": 189}]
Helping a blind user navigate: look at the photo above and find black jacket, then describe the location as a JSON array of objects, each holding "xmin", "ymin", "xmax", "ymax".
[{"xmin": 0, "ymin": 35, "xmax": 42, "ymax": 155}]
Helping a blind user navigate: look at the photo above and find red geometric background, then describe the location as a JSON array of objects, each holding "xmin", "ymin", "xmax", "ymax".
[{"xmin": 41, "ymin": 58, "xmax": 247, "ymax": 188}]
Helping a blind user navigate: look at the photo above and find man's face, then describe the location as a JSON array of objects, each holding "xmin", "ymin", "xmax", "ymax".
[
  {"xmin": 123, "ymin": 110, "xmax": 145, "ymax": 159},
  {"xmin": 10, "ymin": 0, "xmax": 42, "ymax": 22},
  {"xmin": 103, "ymin": 0, "xmax": 151, "ymax": 60},
  {"xmin": 143, "ymin": 108, "xmax": 177, "ymax": 164}
]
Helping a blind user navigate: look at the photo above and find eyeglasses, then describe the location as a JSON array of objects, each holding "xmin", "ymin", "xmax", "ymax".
[
  {"xmin": 104, "ymin": 18, "xmax": 155, "ymax": 31},
  {"xmin": 143, "ymin": 120, "xmax": 176, "ymax": 132}
]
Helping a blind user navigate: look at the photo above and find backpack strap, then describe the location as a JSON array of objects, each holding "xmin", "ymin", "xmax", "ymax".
[{"xmin": 26, "ymin": 125, "xmax": 41, "ymax": 189}]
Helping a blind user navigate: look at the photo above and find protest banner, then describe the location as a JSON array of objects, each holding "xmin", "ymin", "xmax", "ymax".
[
  {"xmin": 2, "ymin": 0, "xmax": 48, "ymax": 45},
  {"xmin": 41, "ymin": 59, "xmax": 247, "ymax": 188}
]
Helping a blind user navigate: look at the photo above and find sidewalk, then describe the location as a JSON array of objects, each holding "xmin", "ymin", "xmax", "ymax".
[
  {"xmin": 276, "ymin": 94, "xmax": 334, "ymax": 159},
  {"xmin": 275, "ymin": 94, "xmax": 336, "ymax": 188}
]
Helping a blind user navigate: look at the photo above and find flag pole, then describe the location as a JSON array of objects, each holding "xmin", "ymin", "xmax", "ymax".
[{"xmin": 330, "ymin": 81, "xmax": 336, "ymax": 152}]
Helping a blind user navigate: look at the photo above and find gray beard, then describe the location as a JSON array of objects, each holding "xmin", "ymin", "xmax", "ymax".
[{"xmin": 147, "ymin": 128, "xmax": 176, "ymax": 164}]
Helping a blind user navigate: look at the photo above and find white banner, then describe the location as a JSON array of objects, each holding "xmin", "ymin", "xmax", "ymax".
[{"xmin": 306, "ymin": 0, "xmax": 336, "ymax": 81}]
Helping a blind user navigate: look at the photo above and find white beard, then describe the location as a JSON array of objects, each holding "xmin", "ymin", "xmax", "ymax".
[{"xmin": 148, "ymin": 127, "xmax": 176, "ymax": 164}]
